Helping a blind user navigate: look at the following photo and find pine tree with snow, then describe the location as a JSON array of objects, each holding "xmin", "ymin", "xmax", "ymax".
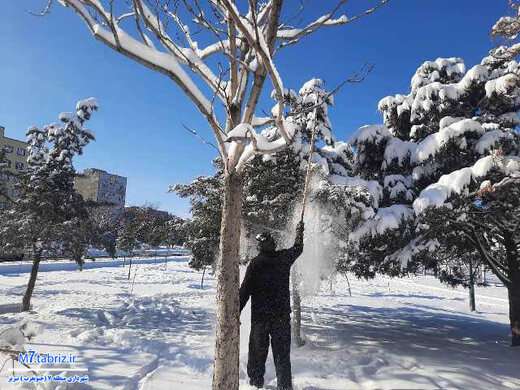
[
  {"xmin": 346, "ymin": 6, "xmax": 520, "ymax": 345},
  {"xmin": 117, "ymin": 219, "xmax": 138, "ymax": 257},
  {"xmin": 348, "ymin": 52, "xmax": 520, "ymax": 277},
  {"xmin": 116, "ymin": 215, "xmax": 140, "ymax": 279},
  {"xmin": 0, "ymin": 149, "xmax": 11, "ymax": 204},
  {"xmin": 86, "ymin": 203, "xmax": 122, "ymax": 258},
  {"xmin": 0, "ymin": 98, "xmax": 98, "ymax": 311},
  {"xmin": 164, "ymin": 215, "xmax": 187, "ymax": 248},
  {"xmin": 174, "ymin": 79, "xmax": 365, "ymax": 345},
  {"xmin": 171, "ymin": 159, "xmax": 224, "ymax": 275},
  {"xmin": 175, "ymin": 79, "xmax": 357, "ymax": 268}
]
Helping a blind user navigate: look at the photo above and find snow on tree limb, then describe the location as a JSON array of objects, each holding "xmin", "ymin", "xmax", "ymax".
[
  {"xmin": 220, "ymin": 0, "xmax": 289, "ymax": 143},
  {"xmin": 59, "ymin": 0, "xmax": 228, "ymax": 158},
  {"xmin": 413, "ymin": 154, "xmax": 520, "ymax": 214},
  {"xmin": 276, "ymin": 0, "xmax": 390, "ymax": 48},
  {"xmin": 57, "ymin": 0, "xmax": 387, "ymax": 175},
  {"xmin": 350, "ymin": 204, "xmax": 413, "ymax": 241}
]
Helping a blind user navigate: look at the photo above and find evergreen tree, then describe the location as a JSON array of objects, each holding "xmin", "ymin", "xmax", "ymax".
[
  {"xmin": 117, "ymin": 220, "xmax": 138, "ymax": 257},
  {"xmin": 0, "ymin": 98, "xmax": 98, "ymax": 311},
  {"xmin": 347, "ymin": 5, "xmax": 520, "ymax": 345},
  {"xmin": 165, "ymin": 215, "xmax": 187, "ymax": 247},
  {"xmin": 0, "ymin": 149, "xmax": 12, "ymax": 204},
  {"xmin": 172, "ymin": 159, "xmax": 224, "ymax": 273},
  {"xmin": 173, "ymin": 79, "xmax": 356, "ymax": 270},
  {"xmin": 116, "ymin": 217, "xmax": 139, "ymax": 279},
  {"xmin": 87, "ymin": 202, "xmax": 121, "ymax": 258}
]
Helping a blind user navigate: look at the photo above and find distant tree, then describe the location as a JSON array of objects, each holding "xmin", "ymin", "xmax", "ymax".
[
  {"xmin": 117, "ymin": 218, "xmax": 139, "ymax": 279},
  {"xmin": 87, "ymin": 202, "xmax": 121, "ymax": 258},
  {"xmin": 0, "ymin": 98, "xmax": 97, "ymax": 311},
  {"xmin": 60, "ymin": 199, "xmax": 96, "ymax": 270},
  {"xmin": 172, "ymin": 160, "xmax": 224, "ymax": 277},
  {"xmin": 0, "ymin": 149, "xmax": 12, "ymax": 204},
  {"xmin": 165, "ymin": 215, "xmax": 187, "ymax": 247}
]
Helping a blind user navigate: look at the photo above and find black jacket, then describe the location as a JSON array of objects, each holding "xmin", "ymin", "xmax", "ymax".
[{"xmin": 240, "ymin": 231, "xmax": 303, "ymax": 321}]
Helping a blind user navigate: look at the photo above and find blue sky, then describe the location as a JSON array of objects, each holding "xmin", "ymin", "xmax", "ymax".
[{"xmin": 0, "ymin": 0, "xmax": 509, "ymax": 216}]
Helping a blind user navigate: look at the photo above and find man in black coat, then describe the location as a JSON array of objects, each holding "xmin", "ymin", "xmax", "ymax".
[{"xmin": 239, "ymin": 221, "xmax": 305, "ymax": 390}]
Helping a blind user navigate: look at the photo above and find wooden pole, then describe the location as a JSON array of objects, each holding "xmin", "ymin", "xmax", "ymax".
[
  {"xmin": 299, "ymin": 122, "xmax": 318, "ymax": 223},
  {"xmin": 292, "ymin": 112, "xmax": 319, "ymax": 347}
]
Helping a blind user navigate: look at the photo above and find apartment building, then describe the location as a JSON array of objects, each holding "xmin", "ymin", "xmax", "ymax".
[
  {"xmin": 74, "ymin": 168, "xmax": 127, "ymax": 213},
  {"xmin": 0, "ymin": 126, "xmax": 28, "ymax": 208}
]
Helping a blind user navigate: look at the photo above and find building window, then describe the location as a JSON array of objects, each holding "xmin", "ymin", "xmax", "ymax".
[
  {"xmin": 16, "ymin": 148, "xmax": 26, "ymax": 156},
  {"xmin": 3, "ymin": 145, "xmax": 13, "ymax": 154},
  {"xmin": 15, "ymin": 161, "xmax": 24, "ymax": 170}
]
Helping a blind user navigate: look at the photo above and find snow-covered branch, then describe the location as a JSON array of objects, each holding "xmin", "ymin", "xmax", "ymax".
[
  {"xmin": 413, "ymin": 154, "xmax": 520, "ymax": 214},
  {"xmin": 59, "ymin": 0, "xmax": 228, "ymax": 158},
  {"xmin": 58, "ymin": 0, "xmax": 385, "ymax": 174},
  {"xmin": 277, "ymin": 0, "xmax": 390, "ymax": 48}
]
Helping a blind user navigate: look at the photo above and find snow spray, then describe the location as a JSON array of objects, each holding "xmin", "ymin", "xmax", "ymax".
[{"xmin": 282, "ymin": 174, "xmax": 341, "ymax": 298}]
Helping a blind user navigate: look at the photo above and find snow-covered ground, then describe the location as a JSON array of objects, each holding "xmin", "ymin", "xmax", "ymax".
[{"xmin": 0, "ymin": 257, "xmax": 518, "ymax": 389}]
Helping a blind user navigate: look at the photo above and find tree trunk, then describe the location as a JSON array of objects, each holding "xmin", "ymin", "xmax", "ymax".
[
  {"xmin": 509, "ymin": 283, "xmax": 520, "ymax": 347},
  {"xmin": 469, "ymin": 261, "xmax": 476, "ymax": 312},
  {"xmin": 22, "ymin": 251, "xmax": 41, "ymax": 312},
  {"xmin": 127, "ymin": 258, "xmax": 132, "ymax": 280},
  {"xmin": 212, "ymin": 172, "xmax": 242, "ymax": 390},
  {"xmin": 201, "ymin": 266, "xmax": 207, "ymax": 289},
  {"xmin": 505, "ymin": 234, "xmax": 520, "ymax": 346},
  {"xmin": 344, "ymin": 271, "xmax": 352, "ymax": 297},
  {"xmin": 291, "ymin": 267, "xmax": 305, "ymax": 347}
]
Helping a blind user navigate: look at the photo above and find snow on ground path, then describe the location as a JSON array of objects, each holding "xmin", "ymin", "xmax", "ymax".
[
  {"xmin": 0, "ymin": 258, "xmax": 518, "ymax": 389},
  {"xmin": 0, "ymin": 257, "xmax": 216, "ymax": 390}
]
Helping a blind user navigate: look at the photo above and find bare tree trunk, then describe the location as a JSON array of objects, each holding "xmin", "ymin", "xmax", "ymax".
[
  {"xmin": 212, "ymin": 172, "xmax": 242, "ymax": 390},
  {"xmin": 503, "ymin": 234, "xmax": 520, "ymax": 347},
  {"xmin": 499, "ymin": 233, "xmax": 520, "ymax": 346},
  {"xmin": 291, "ymin": 267, "xmax": 305, "ymax": 347},
  {"xmin": 346, "ymin": 276, "xmax": 352, "ymax": 297},
  {"xmin": 509, "ymin": 282, "xmax": 520, "ymax": 347},
  {"xmin": 127, "ymin": 258, "xmax": 132, "ymax": 280},
  {"xmin": 201, "ymin": 266, "xmax": 207, "ymax": 289},
  {"xmin": 329, "ymin": 272, "xmax": 335, "ymax": 296},
  {"xmin": 22, "ymin": 250, "xmax": 41, "ymax": 312},
  {"xmin": 469, "ymin": 260, "xmax": 476, "ymax": 312}
]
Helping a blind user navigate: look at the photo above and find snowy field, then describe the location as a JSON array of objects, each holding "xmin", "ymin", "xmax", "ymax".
[{"xmin": 0, "ymin": 257, "xmax": 519, "ymax": 390}]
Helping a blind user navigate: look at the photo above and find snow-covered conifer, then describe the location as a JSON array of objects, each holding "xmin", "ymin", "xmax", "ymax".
[
  {"xmin": 0, "ymin": 99, "xmax": 98, "ymax": 311},
  {"xmin": 347, "ymin": 8, "xmax": 520, "ymax": 344}
]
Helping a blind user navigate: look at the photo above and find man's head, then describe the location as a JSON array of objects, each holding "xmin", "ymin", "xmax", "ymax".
[{"xmin": 256, "ymin": 232, "xmax": 276, "ymax": 253}]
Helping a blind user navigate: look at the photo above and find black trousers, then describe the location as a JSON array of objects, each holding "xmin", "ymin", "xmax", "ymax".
[{"xmin": 247, "ymin": 316, "xmax": 292, "ymax": 390}]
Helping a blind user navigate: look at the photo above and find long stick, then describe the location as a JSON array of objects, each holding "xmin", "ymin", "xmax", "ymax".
[
  {"xmin": 292, "ymin": 111, "xmax": 319, "ymax": 348},
  {"xmin": 299, "ymin": 114, "xmax": 319, "ymax": 223}
]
